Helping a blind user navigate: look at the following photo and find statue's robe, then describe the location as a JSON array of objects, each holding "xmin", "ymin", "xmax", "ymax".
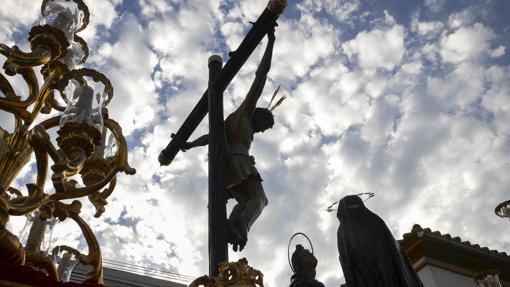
[
  {"xmin": 290, "ymin": 273, "xmax": 325, "ymax": 287},
  {"xmin": 337, "ymin": 195, "xmax": 424, "ymax": 287}
]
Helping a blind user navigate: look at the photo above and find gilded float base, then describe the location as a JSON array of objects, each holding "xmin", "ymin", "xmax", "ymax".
[{"xmin": 189, "ymin": 258, "xmax": 263, "ymax": 287}]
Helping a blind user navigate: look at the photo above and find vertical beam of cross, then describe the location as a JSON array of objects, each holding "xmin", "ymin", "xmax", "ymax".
[{"xmin": 207, "ymin": 55, "xmax": 228, "ymax": 276}]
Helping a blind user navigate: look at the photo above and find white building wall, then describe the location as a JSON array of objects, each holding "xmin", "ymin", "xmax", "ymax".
[
  {"xmin": 71, "ymin": 264, "xmax": 188, "ymax": 287},
  {"xmin": 417, "ymin": 266, "xmax": 437, "ymax": 287},
  {"xmin": 418, "ymin": 265, "xmax": 478, "ymax": 287}
]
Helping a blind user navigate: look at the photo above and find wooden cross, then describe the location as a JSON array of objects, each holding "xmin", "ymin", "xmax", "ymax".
[{"xmin": 158, "ymin": 0, "xmax": 287, "ymax": 277}]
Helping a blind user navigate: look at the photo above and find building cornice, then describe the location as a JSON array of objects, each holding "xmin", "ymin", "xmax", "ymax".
[{"xmin": 399, "ymin": 224, "xmax": 510, "ymax": 285}]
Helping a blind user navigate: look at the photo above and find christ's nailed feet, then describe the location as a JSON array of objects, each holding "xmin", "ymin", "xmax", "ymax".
[{"xmin": 227, "ymin": 218, "xmax": 247, "ymax": 252}]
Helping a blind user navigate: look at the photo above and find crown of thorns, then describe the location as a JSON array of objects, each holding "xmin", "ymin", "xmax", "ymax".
[
  {"xmin": 326, "ymin": 192, "xmax": 375, "ymax": 212},
  {"xmin": 267, "ymin": 86, "xmax": 286, "ymax": 111}
]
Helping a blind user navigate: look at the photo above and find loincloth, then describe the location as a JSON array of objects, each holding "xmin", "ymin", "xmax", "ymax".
[{"xmin": 225, "ymin": 153, "xmax": 262, "ymax": 190}]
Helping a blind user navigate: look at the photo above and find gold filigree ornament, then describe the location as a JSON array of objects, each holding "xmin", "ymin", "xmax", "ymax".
[
  {"xmin": 189, "ymin": 258, "xmax": 264, "ymax": 287},
  {"xmin": 0, "ymin": 0, "xmax": 135, "ymax": 284}
]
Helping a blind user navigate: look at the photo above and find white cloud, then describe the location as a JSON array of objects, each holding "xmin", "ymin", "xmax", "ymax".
[
  {"xmin": 343, "ymin": 23, "xmax": 405, "ymax": 71},
  {"xmin": 91, "ymin": 14, "xmax": 159, "ymax": 135},
  {"xmin": 139, "ymin": 0, "xmax": 175, "ymax": 18},
  {"xmin": 271, "ymin": 14, "xmax": 338, "ymax": 82},
  {"xmin": 362, "ymin": 95, "xmax": 400, "ymax": 145},
  {"xmin": 0, "ymin": 0, "xmax": 39, "ymax": 44},
  {"xmin": 440, "ymin": 23, "xmax": 494, "ymax": 63},
  {"xmin": 427, "ymin": 62, "xmax": 486, "ymax": 109},
  {"xmin": 411, "ymin": 14, "xmax": 444, "ymax": 39},
  {"xmin": 424, "ymin": 0, "xmax": 444, "ymax": 13},
  {"xmin": 235, "ymin": 0, "xmax": 269, "ymax": 22},
  {"xmin": 298, "ymin": 0, "xmax": 361, "ymax": 22},
  {"xmin": 481, "ymin": 65, "xmax": 510, "ymax": 135},
  {"xmin": 448, "ymin": 8, "xmax": 476, "ymax": 29},
  {"xmin": 490, "ymin": 45, "xmax": 506, "ymax": 58},
  {"xmin": 293, "ymin": 61, "xmax": 368, "ymax": 137},
  {"xmin": 73, "ymin": 0, "xmax": 121, "ymax": 47},
  {"xmin": 2, "ymin": 1, "xmax": 510, "ymax": 287}
]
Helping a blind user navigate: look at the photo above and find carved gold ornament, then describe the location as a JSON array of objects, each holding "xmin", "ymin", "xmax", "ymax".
[
  {"xmin": 189, "ymin": 258, "xmax": 264, "ymax": 287},
  {"xmin": 0, "ymin": 0, "xmax": 135, "ymax": 284}
]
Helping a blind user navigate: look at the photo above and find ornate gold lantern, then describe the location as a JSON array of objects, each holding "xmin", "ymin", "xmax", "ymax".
[{"xmin": 0, "ymin": 0, "xmax": 134, "ymax": 284}]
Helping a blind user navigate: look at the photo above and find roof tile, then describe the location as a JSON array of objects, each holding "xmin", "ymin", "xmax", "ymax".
[{"xmin": 400, "ymin": 224, "xmax": 509, "ymax": 259}]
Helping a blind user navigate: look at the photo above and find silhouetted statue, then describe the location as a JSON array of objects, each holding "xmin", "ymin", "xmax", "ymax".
[
  {"xmin": 289, "ymin": 244, "xmax": 325, "ymax": 287},
  {"xmin": 183, "ymin": 28, "xmax": 280, "ymax": 252},
  {"xmin": 336, "ymin": 195, "xmax": 424, "ymax": 287}
]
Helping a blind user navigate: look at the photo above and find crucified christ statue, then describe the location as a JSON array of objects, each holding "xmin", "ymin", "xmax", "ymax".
[{"xmin": 182, "ymin": 29, "xmax": 276, "ymax": 252}]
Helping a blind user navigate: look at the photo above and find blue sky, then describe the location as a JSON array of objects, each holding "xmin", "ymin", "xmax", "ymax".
[{"xmin": 1, "ymin": 0, "xmax": 510, "ymax": 286}]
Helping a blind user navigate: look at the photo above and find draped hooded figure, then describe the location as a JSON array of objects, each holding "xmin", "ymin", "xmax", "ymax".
[{"xmin": 336, "ymin": 195, "xmax": 424, "ymax": 287}]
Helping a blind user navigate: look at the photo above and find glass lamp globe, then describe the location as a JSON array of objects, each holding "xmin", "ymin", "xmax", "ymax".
[{"xmin": 42, "ymin": 0, "xmax": 84, "ymax": 40}]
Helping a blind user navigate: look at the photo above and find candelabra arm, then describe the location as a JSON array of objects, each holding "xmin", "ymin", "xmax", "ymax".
[
  {"xmin": 0, "ymin": 72, "xmax": 16, "ymax": 99},
  {"xmin": 38, "ymin": 115, "xmax": 61, "ymax": 130},
  {"xmin": 0, "ymin": 128, "xmax": 32, "ymax": 193},
  {"xmin": 29, "ymin": 128, "xmax": 50, "ymax": 194},
  {"xmin": 3, "ymin": 46, "xmax": 53, "ymax": 76},
  {"xmin": 50, "ymin": 168, "xmax": 117, "ymax": 200},
  {"xmin": 28, "ymin": 66, "xmax": 63, "ymax": 124},
  {"xmin": 31, "ymin": 125, "xmax": 63, "ymax": 166},
  {"xmin": 7, "ymin": 185, "xmax": 49, "ymax": 216},
  {"xmin": 19, "ymin": 67, "xmax": 40, "ymax": 105},
  {"xmin": 63, "ymin": 202, "xmax": 103, "ymax": 284},
  {"xmin": 2, "ymin": 24, "xmax": 70, "ymax": 76},
  {"xmin": 0, "ymin": 193, "xmax": 8, "ymax": 227},
  {"xmin": 88, "ymin": 176, "xmax": 116, "ymax": 218},
  {"xmin": 4, "ymin": 125, "xmax": 57, "ymax": 216},
  {"xmin": 0, "ymin": 43, "xmax": 10, "ymax": 57},
  {"xmin": 0, "ymin": 67, "xmax": 38, "ymax": 120},
  {"xmin": 0, "ymin": 61, "xmax": 58, "ymax": 124}
]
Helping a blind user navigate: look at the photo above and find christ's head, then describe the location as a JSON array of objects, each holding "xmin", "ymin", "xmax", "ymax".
[{"xmin": 253, "ymin": 107, "xmax": 274, "ymax": 133}]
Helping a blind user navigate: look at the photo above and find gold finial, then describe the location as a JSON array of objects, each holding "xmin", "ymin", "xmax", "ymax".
[
  {"xmin": 188, "ymin": 258, "xmax": 264, "ymax": 287},
  {"xmin": 208, "ymin": 55, "xmax": 223, "ymax": 65},
  {"xmin": 267, "ymin": 0, "xmax": 288, "ymax": 16}
]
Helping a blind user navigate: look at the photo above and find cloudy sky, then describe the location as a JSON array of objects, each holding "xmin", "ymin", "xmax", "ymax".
[{"xmin": 2, "ymin": 0, "xmax": 510, "ymax": 286}]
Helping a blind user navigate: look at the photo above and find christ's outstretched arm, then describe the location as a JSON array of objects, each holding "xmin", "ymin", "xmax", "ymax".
[
  {"xmin": 239, "ymin": 29, "xmax": 275, "ymax": 114},
  {"xmin": 180, "ymin": 134, "xmax": 208, "ymax": 151}
]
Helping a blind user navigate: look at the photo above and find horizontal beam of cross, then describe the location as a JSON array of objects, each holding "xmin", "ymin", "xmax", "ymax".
[{"xmin": 158, "ymin": 3, "xmax": 285, "ymax": 166}]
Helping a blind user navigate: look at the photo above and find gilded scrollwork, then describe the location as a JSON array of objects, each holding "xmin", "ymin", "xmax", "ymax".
[
  {"xmin": 0, "ymin": 1, "xmax": 135, "ymax": 284},
  {"xmin": 51, "ymin": 200, "xmax": 104, "ymax": 284},
  {"xmin": 189, "ymin": 258, "xmax": 264, "ymax": 287},
  {"xmin": 0, "ymin": 225, "xmax": 25, "ymax": 265}
]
